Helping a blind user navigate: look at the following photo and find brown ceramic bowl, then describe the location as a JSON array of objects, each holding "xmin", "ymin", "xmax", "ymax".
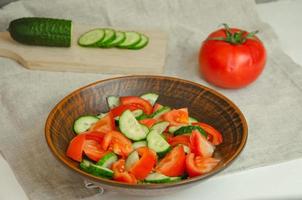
[{"xmin": 45, "ymin": 75, "xmax": 247, "ymax": 196}]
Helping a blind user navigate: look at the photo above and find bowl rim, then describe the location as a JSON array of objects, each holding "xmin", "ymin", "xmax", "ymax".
[{"xmin": 45, "ymin": 75, "xmax": 248, "ymax": 189}]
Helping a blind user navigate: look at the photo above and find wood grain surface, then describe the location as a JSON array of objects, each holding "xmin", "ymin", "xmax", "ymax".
[
  {"xmin": 45, "ymin": 75, "xmax": 247, "ymax": 195},
  {"xmin": 0, "ymin": 24, "xmax": 167, "ymax": 74}
]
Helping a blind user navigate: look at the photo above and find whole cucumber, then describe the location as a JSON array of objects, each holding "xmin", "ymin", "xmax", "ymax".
[{"xmin": 8, "ymin": 17, "xmax": 72, "ymax": 47}]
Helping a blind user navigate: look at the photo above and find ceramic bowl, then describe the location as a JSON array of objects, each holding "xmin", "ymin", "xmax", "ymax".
[{"xmin": 45, "ymin": 75, "xmax": 247, "ymax": 196}]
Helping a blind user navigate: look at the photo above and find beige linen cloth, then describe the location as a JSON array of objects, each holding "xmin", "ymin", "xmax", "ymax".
[{"xmin": 1, "ymin": 0, "xmax": 302, "ymax": 199}]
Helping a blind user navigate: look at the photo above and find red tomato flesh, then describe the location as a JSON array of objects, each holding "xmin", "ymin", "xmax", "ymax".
[
  {"xmin": 186, "ymin": 153, "xmax": 220, "ymax": 177},
  {"xmin": 169, "ymin": 135, "xmax": 191, "ymax": 147},
  {"xmin": 129, "ymin": 147, "xmax": 157, "ymax": 180},
  {"xmin": 83, "ymin": 140, "xmax": 107, "ymax": 162},
  {"xmin": 156, "ymin": 145, "xmax": 186, "ymax": 177},
  {"xmin": 66, "ymin": 134, "xmax": 86, "ymax": 162},
  {"xmin": 112, "ymin": 159, "xmax": 137, "ymax": 184},
  {"xmin": 192, "ymin": 122, "xmax": 223, "ymax": 145},
  {"xmin": 190, "ymin": 131, "xmax": 215, "ymax": 158},
  {"xmin": 90, "ymin": 112, "xmax": 115, "ymax": 133},
  {"xmin": 111, "ymin": 104, "xmax": 140, "ymax": 118},
  {"xmin": 120, "ymin": 96, "xmax": 153, "ymax": 115},
  {"xmin": 139, "ymin": 118, "xmax": 157, "ymax": 128},
  {"xmin": 162, "ymin": 108, "xmax": 189, "ymax": 126}
]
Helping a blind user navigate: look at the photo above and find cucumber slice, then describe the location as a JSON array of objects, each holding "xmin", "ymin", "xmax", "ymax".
[
  {"xmin": 132, "ymin": 141, "xmax": 147, "ymax": 149},
  {"xmin": 97, "ymin": 28, "xmax": 116, "ymax": 47},
  {"xmin": 80, "ymin": 159, "xmax": 114, "ymax": 179},
  {"xmin": 141, "ymin": 124, "xmax": 149, "ymax": 135},
  {"xmin": 107, "ymin": 96, "xmax": 120, "ymax": 109},
  {"xmin": 181, "ymin": 145, "xmax": 191, "ymax": 154},
  {"xmin": 174, "ymin": 125, "xmax": 207, "ymax": 137},
  {"xmin": 150, "ymin": 121, "xmax": 169, "ymax": 134},
  {"xmin": 133, "ymin": 109, "xmax": 144, "ymax": 118},
  {"xmin": 125, "ymin": 150, "xmax": 139, "ymax": 171},
  {"xmin": 144, "ymin": 172, "xmax": 181, "ymax": 183},
  {"xmin": 189, "ymin": 117, "xmax": 198, "ymax": 124},
  {"xmin": 105, "ymin": 31, "xmax": 126, "ymax": 47},
  {"xmin": 96, "ymin": 152, "xmax": 118, "ymax": 168},
  {"xmin": 73, "ymin": 115, "xmax": 99, "ymax": 134},
  {"xmin": 136, "ymin": 113, "xmax": 149, "ymax": 121},
  {"xmin": 115, "ymin": 109, "xmax": 143, "ymax": 121},
  {"xmin": 140, "ymin": 93, "xmax": 158, "ymax": 106},
  {"xmin": 119, "ymin": 110, "xmax": 148, "ymax": 141},
  {"xmin": 78, "ymin": 29, "xmax": 105, "ymax": 47},
  {"xmin": 97, "ymin": 112, "xmax": 107, "ymax": 119},
  {"xmin": 130, "ymin": 34, "xmax": 149, "ymax": 49},
  {"xmin": 168, "ymin": 126, "xmax": 182, "ymax": 133},
  {"xmin": 117, "ymin": 31, "xmax": 141, "ymax": 48},
  {"xmin": 168, "ymin": 177, "xmax": 182, "ymax": 182},
  {"xmin": 147, "ymin": 130, "xmax": 171, "ymax": 156},
  {"xmin": 152, "ymin": 106, "xmax": 171, "ymax": 119}
]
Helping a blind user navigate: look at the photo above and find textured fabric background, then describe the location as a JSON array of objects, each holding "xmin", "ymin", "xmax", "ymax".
[{"xmin": 0, "ymin": 0, "xmax": 302, "ymax": 199}]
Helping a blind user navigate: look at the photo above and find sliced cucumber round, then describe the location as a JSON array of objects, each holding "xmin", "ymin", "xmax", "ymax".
[
  {"xmin": 147, "ymin": 130, "xmax": 171, "ymax": 157},
  {"xmin": 78, "ymin": 29, "xmax": 105, "ymax": 47},
  {"xmin": 96, "ymin": 152, "xmax": 118, "ymax": 168},
  {"xmin": 144, "ymin": 172, "xmax": 181, "ymax": 183},
  {"xmin": 132, "ymin": 109, "xmax": 144, "ymax": 118},
  {"xmin": 125, "ymin": 150, "xmax": 139, "ymax": 171},
  {"xmin": 80, "ymin": 159, "xmax": 113, "ymax": 179},
  {"xmin": 152, "ymin": 106, "xmax": 171, "ymax": 119},
  {"xmin": 174, "ymin": 125, "xmax": 207, "ymax": 137},
  {"xmin": 107, "ymin": 95, "xmax": 120, "ymax": 109},
  {"xmin": 132, "ymin": 141, "xmax": 147, "ymax": 149},
  {"xmin": 168, "ymin": 125, "xmax": 183, "ymax": 133},
  {"xmin": 97, "ymin": 28, "xmax": 116, "ymax": 47},
  {"xmin": 105, "ymin": 31, "xmax": 126, "ymax": 47},
  {"xmin": 189, "ymin": 116, "xmax": 198, "ymax": 124},
  {"xmin": 73, "ymin": 115, "xmax": 99, "ymax": 134},
  {"xmin": 140, "ymin": 93, "xmax": 158, "ymax": 106},
  {"xmin": 119, "ymin": 110, "xmax": 148, "ymax": 141},
  {"xmin": 117, "ymin": 31, "xmax": 141, "ymax": 48},
  {"xmin": 141, "ymin": 124, "xmax": 149, "ymax": 135},
  {"xmin": 151, "ymin": 121, "xmax": 169, "ymax": 134},
  {"xmin": 130, "ymin": 34, "xmax": 149, "ymax": 49},
  {"xmin": 181, "ymin": 145, "xmax": 191, "ymax": 154},
  {"xmin": 97, "ymin": 112, "xmax": 107, "ymax": 119}
]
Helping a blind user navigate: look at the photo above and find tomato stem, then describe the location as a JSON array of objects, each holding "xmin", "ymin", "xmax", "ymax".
[{"xmin": 208, "ymin": 24, "xmax": 259, "ymax": 45}]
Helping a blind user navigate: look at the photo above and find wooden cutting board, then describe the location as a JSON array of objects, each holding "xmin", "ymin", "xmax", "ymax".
[{"xmin": 0, "ymin": 24, "xmax": 167, "ymax": 74}]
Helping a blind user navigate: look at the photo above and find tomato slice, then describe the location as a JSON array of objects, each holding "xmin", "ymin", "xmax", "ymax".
[
  {"xmin": 111, "ymin": 104, "xmax": 141, "ymax": 118},
  {"xmin": 162, "ymin": 132, "xmax": 174, "ymax": 143},
  {"xmin": 190, "ymin": 131, "xmax": 215, "ymax": 158},
  {"xmin": 120, "ymin": 96, "xmax": 153, "ymax": 115},
  {"xmin": 112, "ymin": 159, "xmax": 137, "ymax": 184},
  {"xmin": 83, "ymin": 140, "xmax": 107, "ymax": 162},
  {"xmin": 66, "ymin": 134, "xmax": 86, "ymax": 162},
  {"xmin": 156, "ymin": 145, "xmax": 186, "ymax": 177},
  {"xmin": 162, "ymin": 108, "xmax": 189, "ymax": 126},
  {"xmin": 192, "ymin": 122, "xmax": 223, "ymax": 145},
  {"xmin": 139, "ymin": 118, "xmax": 157, "ymax": 128},
  {"xmin": 153, "ymin": 103, "xmax": 163, "ymax": 113},
  {"xmin": 114, "ymin": 172, "xmax": 137, "ymax": 184},
  {"xmin": 169, "ymin": 135, "xmax": 191, "ymax": 147},
  {"xmin": 129, "ymin": 147, "xmax": 157, "ymax": 180},
  {"xmin": 90, "ymin": 112, "xmax": 115, "ymax": 133},
  {"xmin": 186, "ymin": 153, "xmax": 220, "ymax": 177},
  {"xmin": 84, "ymin": 131, "xmax": 105, "ymax": 142},
  {"xmin": 107, "ymin": 131, "xmax": 133, "ymax": 157}
]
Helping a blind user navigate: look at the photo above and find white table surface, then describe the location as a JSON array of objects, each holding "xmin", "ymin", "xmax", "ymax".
[{"xmin": 1, "ymin": 0, "xmax": 302, "ymax": 199}]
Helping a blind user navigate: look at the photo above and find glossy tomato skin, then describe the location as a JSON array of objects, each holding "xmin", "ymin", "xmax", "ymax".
[
  {"xmin": 199, "ymin": 28, "xmax": 266, "ymax": 88},
  {"xmin": 129, "ymin": 147, "xmax": 157, "ymax": 180}
]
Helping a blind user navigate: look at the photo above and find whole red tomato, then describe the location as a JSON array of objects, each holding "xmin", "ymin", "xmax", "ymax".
[{"xmin": 199, "ymin": 24, "xmax": 266, "ymax": 88}]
